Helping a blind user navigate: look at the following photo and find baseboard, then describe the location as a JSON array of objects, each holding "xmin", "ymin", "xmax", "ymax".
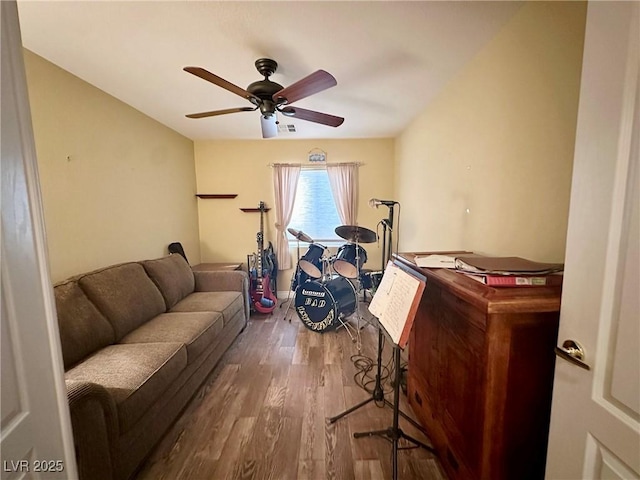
[{"xmin": 277, "ymin": 290, "xmax": 293, "ymax": 300}]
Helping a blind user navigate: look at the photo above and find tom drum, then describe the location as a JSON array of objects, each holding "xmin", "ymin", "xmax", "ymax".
[
  {"xmin": 333, "ymin": 244, "xmax": 368, "ymax": 279},
  {"xmin": 298, "ymin": 243, "xmax": 326, "ymax": 278}
]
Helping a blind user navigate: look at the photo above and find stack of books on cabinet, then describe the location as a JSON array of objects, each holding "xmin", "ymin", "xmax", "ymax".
[{"xmin": 414, "ymin": 253, "xmax": 564, "ymax": 287}]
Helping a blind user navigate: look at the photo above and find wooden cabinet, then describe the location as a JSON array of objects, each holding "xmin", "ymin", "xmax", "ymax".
[{"xmin": 396, "ymin": 253, "xmax": 561, "ymax": 480}]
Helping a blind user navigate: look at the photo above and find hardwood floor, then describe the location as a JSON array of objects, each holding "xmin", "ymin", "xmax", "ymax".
[{"xmin": 134, "ymin": 300, "xmax": 446, "ymax": 480}]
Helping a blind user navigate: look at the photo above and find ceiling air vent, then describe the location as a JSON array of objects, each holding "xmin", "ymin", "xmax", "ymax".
[{"xmin": 278, "ymin": 124, "xmax": 296, "ymax": 133}]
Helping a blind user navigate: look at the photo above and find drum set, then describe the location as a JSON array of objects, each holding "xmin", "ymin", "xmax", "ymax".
[{"xmin": 285, "ymin": 225, "xmax": 383, "ymax": 338}]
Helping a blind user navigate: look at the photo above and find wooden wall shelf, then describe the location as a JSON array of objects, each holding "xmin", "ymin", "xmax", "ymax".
[
  {"xmin": 195, "ymin": 194, "xmax": 237, "ymax": 199},
  {"xmin": 240, "ymin": 208, "xmax": 271, "ymax": 213}
]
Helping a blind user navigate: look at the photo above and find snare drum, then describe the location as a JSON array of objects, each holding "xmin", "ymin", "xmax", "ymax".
[
  {"xmin": 295, "ymin": 277, "xmax": 357, "ymax": 333},
  {"xmin": 298, "ymin": 243, "xmax": 326, "ymax": 278},
  {"xmin": 360, "ymin": 270, "xmax": 383, "ymax": 291},
  {"xmin": 333, "ymin": 244, "xmax": 368, "ymax": 279}
]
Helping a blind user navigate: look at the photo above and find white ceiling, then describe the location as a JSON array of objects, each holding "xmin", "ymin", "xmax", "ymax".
[{"xmin": 17, "ymin": 1, "xmax": 524, "ymax": 141}]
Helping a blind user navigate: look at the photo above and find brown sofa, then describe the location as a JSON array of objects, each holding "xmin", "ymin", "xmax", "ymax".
[{"xmin": 54, "ymin": 254, "xmax": 249, "ymax": 480}]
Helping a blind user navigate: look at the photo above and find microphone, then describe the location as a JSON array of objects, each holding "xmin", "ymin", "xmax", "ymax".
[{"xmin": 368, "ymin": 198, "xmax": 398, "ymax": 208}]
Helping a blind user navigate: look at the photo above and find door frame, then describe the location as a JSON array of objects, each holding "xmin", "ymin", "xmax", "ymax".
[{"xmin": 1, "ymin": 1, "xmax": 77, "ymax": 476}]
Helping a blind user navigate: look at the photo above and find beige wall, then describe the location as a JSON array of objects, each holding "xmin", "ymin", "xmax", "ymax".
[
  {"xmin": 23, "ymin": 0, "xmax": 586, "ymax": 283},
  {"xmin": 24, "ymin": 50, "xmax": 200, "ymax": 282},
  {"xmin": 395, "ymin": 1, "xmax": 586, "ymax": 263},
  {"xmin": 194, "ymin": 138, "xmax": 394, "ymax": 291}
]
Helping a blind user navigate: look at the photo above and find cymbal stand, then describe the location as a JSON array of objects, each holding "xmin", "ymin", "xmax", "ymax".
[
  {"xmin": 352, "ymin": 241, "xmax": 364, "ymax": 351},
  {"xmin": 281, "ymin": 237, "xmax": 301, "ymax": 322},
  {"xmin": 353, "ymin": 241, "xmax": 375, "ymax": 345},
  {"xmin": 328, "ymin": 249, "xmax": 358, "ymax": 344}
]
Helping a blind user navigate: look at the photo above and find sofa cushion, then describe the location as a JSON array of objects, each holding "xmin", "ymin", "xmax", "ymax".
[
  {"xmin": 65, "ymin": 342, "xmax": 187, "ymax": 433},
  {"xmin": 54, "ymin": 281, "xmax": 116, "ymax": 370},
  {"xmin": 119, "ymin": 311, "xmax": 223, "ymax": 364},
  {"xmin": 79, "ymin": 263, "xmax": 166, "ymax": 340},
  {"xmin": 141, "ymin": 254, "xmax": 195, "ymax": 310},
  {"xmin": 169, "ymin": 291, "xmax": 244, "ymax": 326}
]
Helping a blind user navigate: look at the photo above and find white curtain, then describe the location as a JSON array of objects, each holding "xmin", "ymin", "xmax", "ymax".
[
  {"xmin": 272, "ymin": 163, "xmax": 301, "ymax": 270},
  {"xmin": 326, "ymin": 163, "xmax": 359, "ymax": 225}
]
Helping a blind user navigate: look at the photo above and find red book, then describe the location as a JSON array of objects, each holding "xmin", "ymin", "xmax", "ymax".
[{"xmin": 464, "ymin": 273, "xmax": 563, "ymax": 287}]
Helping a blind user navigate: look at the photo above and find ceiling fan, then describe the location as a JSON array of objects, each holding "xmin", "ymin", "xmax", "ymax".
[{"xmin": 183, "ymin": 58, "xmax": 344, "ymax": 138}]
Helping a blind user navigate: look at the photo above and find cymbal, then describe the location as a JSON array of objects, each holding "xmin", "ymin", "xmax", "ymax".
[
  {"xmin": 287, "ymin": 228, "xmax": 314, "ymax": 243},
  {"xmin": 335, "ymin": 225, "xmax": 377, "ymax": 244}
]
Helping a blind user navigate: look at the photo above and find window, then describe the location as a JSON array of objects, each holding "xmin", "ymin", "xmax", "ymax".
[{"xmin": 288, "ymin": 168, "xmax": 342, "ymax": 243}]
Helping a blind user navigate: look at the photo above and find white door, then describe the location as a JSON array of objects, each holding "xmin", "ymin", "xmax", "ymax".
[
  {"xmin": 1, "ymin": 1, "xmax": 77, "ymax": 478},
  {"xmin": 546, "ymin": 2, "xmax": 639, "ymax": 479}
]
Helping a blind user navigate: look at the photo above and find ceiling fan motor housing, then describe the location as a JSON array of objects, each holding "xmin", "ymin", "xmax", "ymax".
[{"xmin": 247, "ymin": 59, "xmax": 284, "ymax": 115}]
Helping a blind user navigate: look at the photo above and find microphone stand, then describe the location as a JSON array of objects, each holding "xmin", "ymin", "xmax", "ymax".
[
  {"xmin": 329, "ymin": 203, "xmax": 426, "ymax": 436},
  {"xmin": 381, "ymin": 215, "xmax": 393, "ymax": 269}
]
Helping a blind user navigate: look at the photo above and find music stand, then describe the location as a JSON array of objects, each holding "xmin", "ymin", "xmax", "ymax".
[
  {"xmin": 354, "ymin": 340, "xmax": 434, "ymax": 479},
  {"xmin": 333, "ymin": 260, "xmax": 435, "ymax": 480},
  {"xmin": 329, "ymin": 206, "xmax": 414, "ymax": 422}
]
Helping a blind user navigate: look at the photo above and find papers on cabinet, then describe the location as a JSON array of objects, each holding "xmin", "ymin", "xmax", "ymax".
[{"xmin": 414, "ymin": 254, "xmax": 456, "ymax": 269}]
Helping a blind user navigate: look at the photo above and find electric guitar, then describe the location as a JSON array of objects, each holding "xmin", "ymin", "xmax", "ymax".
[{"xmin": 250, "ymin": 201, "xmax": 277, "ymax": 313}]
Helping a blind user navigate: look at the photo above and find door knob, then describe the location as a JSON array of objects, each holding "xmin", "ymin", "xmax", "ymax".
[{"xmin": 554, "ymin": 339, "xmax": 591, "ymax": 370}]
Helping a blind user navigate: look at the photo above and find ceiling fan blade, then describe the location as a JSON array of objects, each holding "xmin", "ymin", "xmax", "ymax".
[
  {"xmin": 280, "ymin": 106, "xmax": 344, "ymax": 127},
  {"xmin": 185, "ymin": 107, "xmax": 256, "ymax": 119},
  {"xmin": 260, "ymin": 114, "xmax": 278, "ymax": 139},
  {"xmin": 273, "ymin": 70, "xmax": 337, "ymax": 105},
  {"xmin": 184, "ymin": 66, "xmax": 261, "ymax": 103}
]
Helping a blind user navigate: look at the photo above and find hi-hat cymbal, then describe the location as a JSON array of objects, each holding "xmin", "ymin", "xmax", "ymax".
[
  {"xmin": 335, "ymin": 225, "xmax": 377, "ymax": 244},
  {"xmin": 287, "ymin": 228, "xmax": 314, "ymax": 243}
]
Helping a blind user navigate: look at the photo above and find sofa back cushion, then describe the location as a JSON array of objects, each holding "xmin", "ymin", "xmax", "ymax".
[
  {"xmin": 79, "ymin": 263, "xmax": 166, "ymax": 340},
  {"xmin": 54, "ymin": 281, "xmax": 116, "ymax": 370},
  {"xmin": 141, "ymin": 254, "xmax": 195, "ymax": 310}
]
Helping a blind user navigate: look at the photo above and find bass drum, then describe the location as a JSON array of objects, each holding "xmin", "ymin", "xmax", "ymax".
[{"xmin": 295, "ymin": 277, "xmax": 357, "ymax": 333}]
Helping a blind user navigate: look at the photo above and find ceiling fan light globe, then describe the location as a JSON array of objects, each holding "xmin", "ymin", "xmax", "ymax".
[{"xmin": 260, "ymin": 114, "xmax": 278, "ymax": 139}]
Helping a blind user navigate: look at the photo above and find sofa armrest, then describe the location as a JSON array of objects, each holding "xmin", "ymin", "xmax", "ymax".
[
  {"xmin": 193, "ymin": 270, "xmax": 250, "ymax": 322},
  {"xmin": 193, "ymin": 270, "xmax": 247, "ymax": 292},
  {"xmin": 66, "ymin": 380, "xmax": 118, "ymax": 480}
]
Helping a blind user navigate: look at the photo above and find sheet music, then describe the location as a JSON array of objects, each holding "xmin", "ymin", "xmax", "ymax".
[{"xmin": 368, "ymin": 261, "xmax": 425, "ymax": 347}]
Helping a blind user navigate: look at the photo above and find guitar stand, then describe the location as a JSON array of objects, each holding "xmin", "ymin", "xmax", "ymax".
[
  {"xmin": 353, "ymin": 344, "xmax": 435, "ymax": 480},
  {"xmin": 329, "ymin": 327, "xmax": 427, "ymax": 436}
]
